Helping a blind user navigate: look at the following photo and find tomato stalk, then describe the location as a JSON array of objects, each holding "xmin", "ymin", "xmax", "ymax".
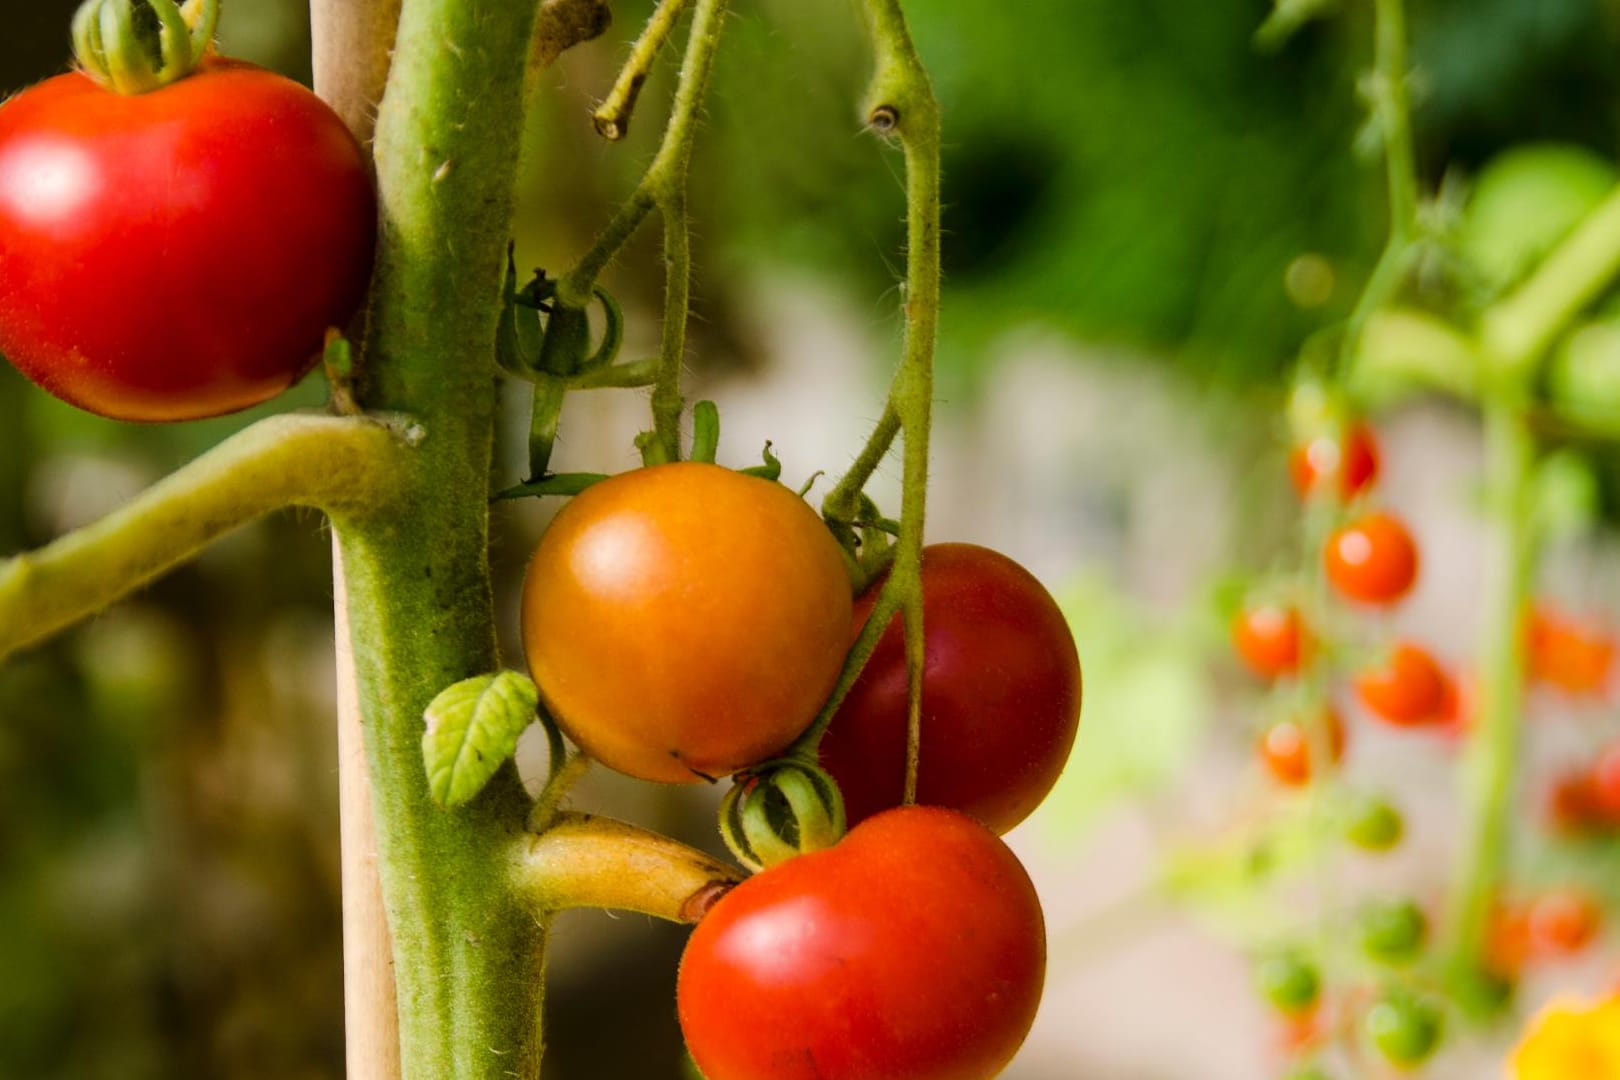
[{"xmin": 592, "ymin": 0, "xmax": 694, "ymax": 140}]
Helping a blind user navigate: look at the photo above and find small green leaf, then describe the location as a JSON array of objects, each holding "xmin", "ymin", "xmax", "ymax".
[{"xmin": 422, "ymin": 671, "xmax": 539, "ymax": 808}]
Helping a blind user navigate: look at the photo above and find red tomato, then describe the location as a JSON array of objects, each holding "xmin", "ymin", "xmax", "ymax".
[
  {"xmin": 817, "ymin": 544, "xmax": 1082, "ymax": 834},
  {"xmin": 1259, "ymin": 708, "xmax": 1346, "ymax": 787},
  {"xmin": 1324, "ymin": 512, "xmax": 1419, "ymax": 606},
  {"xmin": 1436, "ymin": 667, "xmax": 1475, "ymax": 741},
  {"xmin": 1592, "ymin": 745, "xmax": 1620, "ymax": 820},
  {"xmin": 1289, "ymin": 420, "xmax": 1380, "ymax": 500},
  {"xmin": 1528, "ymin": 889, "xmax": 1601, "ymax": 956},
  {"xmin": 678, "ymin": 806, "xmax": 1046, "ymax": 1080},
  {"xmin": 1529, "ymin": 606, "xmax": 1616, "ymax": 696},
  {"xmin": 521, "ymin": 463, "xmax": 853, "ymax": 784},
  {"xmin": 0, "ymin": 59, "xmax": 375, "ymax": 421},
  {"xmin": 1232, "ymin": 602, "xmax": 1311, "ymax": 679},
  {"xmin": 1355, "ymin": 642, "xmax": 1449, "ymax": 726},
  {"xmin": 1548, "ymin": 769, "xmax": 1608, "ymax": 836}
]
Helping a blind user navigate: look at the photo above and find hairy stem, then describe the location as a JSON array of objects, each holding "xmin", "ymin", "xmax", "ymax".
[
  {"xmin": 0, "ymin": 412, "xmax": 407, "ymax": 663},
  {"xmin": 512, "ymin": 813, "xmax": 741, "ymax": 922},
  {"xmin": 592, "ymin": 0, "xmax": 693, "ymax": 140}
]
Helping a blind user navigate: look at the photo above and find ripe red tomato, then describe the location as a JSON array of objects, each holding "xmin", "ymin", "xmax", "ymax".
[
  {"xmin": 1591, "ymin": 745, "xmax": 1620, "ymax": 819},
  {"xmin": 0, "ymin": 59, "xmax": 375, "ymax": 421},
  {"xmin": 1528, "ymin": 889, "xmax": 1601, "ymax": 957},
  {"xmin": 1548, "ymin": 768, "xmax": 1608, "ymax": 836},
  {"xmin": 1289, "ymin": 420, "xmax": 1380, "ymax": 500},
  {"xmin": 1529, "ymin": 606, "xmax": 1616, "ymax": 696},
  {"xmin": 521, "ymin": 463, "xmax": 852, "ymax": 783},
  {"xmin": 1232, "ymin": 602, "xmax": 1311, "ymax": 679},
  {"xmin": 1355, "ymin": 642, "xmax": 1449, "ymax": 726},
  {"xmin": 677, "ymin": 806, "xmax": 1046, "ymax": 1080},
  {"xmin": 1259, "ymin": 707, "xmax": 1345, "ymax": 787},
  {"xmin": 1324, "ymin": 511, "xmax": 1419, "ymax": 606},
  {"xmin": 817, "ymin": 543, "xmax": 1082, "ymax": 834}
]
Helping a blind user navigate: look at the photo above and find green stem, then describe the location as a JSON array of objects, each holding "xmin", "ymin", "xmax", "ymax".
[
  {"xmin": 822, "ymin": 403, "xmax": 900, "ymax": 525},
  {"xmin": 334, "ymin": 1, "xmax": 548, "ymax": 1076},
  {"xmin": 858, "ymin": 0, "xmax": 940, "ymax": 804},
  {"xmin": 592, "ymin": 0, "xmax": 695, "ymax": 140},
  {"xmin": 0, "ymin": 412, "xmax": 407, "ymax": 663},
  {"xmin": 653, "ymin": 187, "xmax": 694, "ymax": 459},
  {"xmin": 1445, "ymin": 403, "xmax": 1537, "ymax": 998}
]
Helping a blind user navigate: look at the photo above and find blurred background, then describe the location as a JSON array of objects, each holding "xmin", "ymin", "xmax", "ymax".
[{"xmin": 3, "ymin": 0, "xmax": 1620, "ymax": 1077}]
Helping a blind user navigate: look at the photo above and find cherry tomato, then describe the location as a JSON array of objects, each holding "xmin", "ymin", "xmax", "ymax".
[
  {"xmin": 1324, "ymin": 511, "xmax": 1419, "ymax": 606},
  {"xmin": 817, "ymin": 543, "xmax": 1081, "ymax": 834},
  {"xmin": 1359, "ymin": 898, "xmax": 1428, "ymax": 965},
  {"xmin": 1548, "ymin": 769, "xmax": 1608, "ymax": 835},
  {"xmin": 1365, "ymin": 990, "xmax": 1442, "ymax": 1068},
  {"xmin": 1232, "ymin": 602, "xmax": 1311, "ymax": 679},
  {"xmin": 1354, "ymin": 642, "xmax": 1448, "ymax": 726},
  {"xmin": 1528, "ymin": 889, "xmax": 1601, "ymax": 957},
  {"xmin": 1289, "ymin": 420, "xmax": 1380, "ymax": 501},
  {"xmin": 1259, "ymin": 708, "xmax": 1345, "ymax": 787},
  {"xmin": 521, "ymin": 463, "xmax": 852, "ymax": 783},
  {"xmin": 1485, "ymin": 902, "xmax": 1533, "ymax": 979},
  {"xmin": 0, "ymin": 59, "xmax": 375, "ymax": 421},
  {"xmin": 1591, "ymin": 745, "xmax": 1620, "ymax": 819},
  {"xmin": 1344, "ymin": 792, "xmax": 1405, "ymax": 852},
  {"xmin": 1257, "ymin": 952, "xmax": 1321, "ymax": 1017},
  {"xmin": 1529, "ymin": 606, "xmax": 1616, "ymax": 696},
  {"xmin": 677, "ymin": 806, "xmax": 1046, "ymax": 1080}
]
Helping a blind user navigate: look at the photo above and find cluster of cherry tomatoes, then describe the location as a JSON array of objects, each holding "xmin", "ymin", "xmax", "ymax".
[{"xmin": 519, "ymin": 461, "xmax": 1082, "ymax": 1080}]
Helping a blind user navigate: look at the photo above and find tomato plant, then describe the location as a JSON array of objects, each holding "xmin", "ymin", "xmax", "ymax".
[
  {"xmin": 1355, "ymin": 641, "xmax": 1449, "ymax": 727},
  {"xmin": 521, "ymin": 462, "xmax": 853, "ymax": 783},
  {"xmin": 677, "ymin": 806, "xmax": 1046, "ymax": 1080},
  {"xmin": 1256, "ymin": 951, "xmax": 1321, "ymax": 1017},
  {"xmin": 1528, "ymin": 605, "xmax": 1616, "ymax": 696},
  {"xmin": 0, "ymin": 58, "xmax": 374, "ymax": 421},
  {"xmin": 1289, "ymin": 420, "xmax": 1380, "ymax": 501},
  {"xmin": 1232, "ymin": 601, "xmax": 1312, "ymax": 679},
  {"xmin": 1366, "ymin": 991, "xmax": 1443, "ymax": 1068},
  {"xmin": 817, "ymin": 543, "xmax": 1082, "ymax": 833},
  {"xmin": 1324, "ymin": 511, "xmax": 1419, "ymax": 606}
]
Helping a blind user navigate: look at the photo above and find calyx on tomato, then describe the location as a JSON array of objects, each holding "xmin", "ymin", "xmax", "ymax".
[
  {"xmin": 72, "ymin": 0, "xmax": 220, "ymax": 95},
  {"xmin": 718, "ymin": 759, "xmax": 846, "ymax": 872}
]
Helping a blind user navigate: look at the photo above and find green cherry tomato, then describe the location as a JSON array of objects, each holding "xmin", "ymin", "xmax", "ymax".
[
  {"xmin": 1344, "ymin": 793, "xmax": 1405, "ymax": 852},
  {"xmin": 1366, "ymin": 990, "xmax": 1443, "ymax": 1068},
  {"xmin": 1256, "ymin": 951, "xmax": 1321, "ymax": 1017},
  {"xmin": 1359, "ymin": 899, "xmax": 1428, "ymax": 965}
]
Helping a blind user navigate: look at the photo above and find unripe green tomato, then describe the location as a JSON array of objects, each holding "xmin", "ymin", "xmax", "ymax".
[
  {"xmin": 1551, "ymin": 320, "xmax": 1620, "ymax": 428},
  {"xmin": 1460, "ymin": 144, "xmax": 1617, "ymax": 293},
  {"xmin": 1256, "ymin": 952, "xmax": 1321, "ymax": 1016},
  {"xmin": 1366, "ymin": 991, "xmax": 1443, "ymax": 1067},
  {"xmin": 1344, "ymin": 794, "xmax": 1405, "ymax": 852},
  {"xmin": 1360, "ymin": 899, "xmax": 1428, "ymax": 965}
]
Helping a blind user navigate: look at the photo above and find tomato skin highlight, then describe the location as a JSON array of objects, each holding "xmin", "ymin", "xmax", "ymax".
[
  {"xmin": 1355, "ymin": 642, "xmax": 1449, "ymax": 726},
  {"xmin": 1232, "ymin": 602, "xmax": 1311, "ymax": 679},
  {"xmin": 1289, "ymin": 420, "xmax": 1380, "ymax": 501},
  {"xmin": 818, "ymin": 543, "xmax": 1082, "ymax": 834},
  {"xmin": 0, "ymin": 59, "xmax": 376, "ymax": 421},
  {"xmin": 677, "ymin": 806, "xmax": 1046, "ymax": 1080},
  {"xmin": 521, "ymin": 463, "xmax": 853, "ymax": 784},
  {"xmin": 1324, "ymin": 511, "xmax": 1419, "ymax": 606}
]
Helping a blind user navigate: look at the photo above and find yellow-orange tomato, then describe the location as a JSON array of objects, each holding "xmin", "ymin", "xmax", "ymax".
[{"xmin": 521, "ymin": 463, "xmax": 853, "ymax": 783}]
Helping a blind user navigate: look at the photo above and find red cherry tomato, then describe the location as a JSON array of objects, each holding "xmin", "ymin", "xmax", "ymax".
[
  {"xmin": 817, "ymin": 544, "xmax": 1082, "ymax": 834},
  {"xmin": 1591, "ymin": 745, "xmax": 1620, "ymax": 820},
  {"xmin": 0, "ymin": 59, "xmax": 375, "ymax": 421},
  {"xmin": 1259, "ymin": 708, "xmax": 1346, "ymax": 787},
  {"xmin": 1289, "ymin": 420, "xmax": 1380, "ymax": 500},
  {"xmin": 1529, "ymin": 606, "xmax": 1616, "ymax": 697},
  {"xmin": 677, "ymin": 806, "xmax": 1046, "ymax": 1080},
  {"xmin": 1548, "ymin": 769, "xmax": 1608, "ymax": 836},
  {"xmin": 1324, "ymin": 511, "xmax": 1419, "ymax": 606},
  {"xmin": 1436, "ymin": 667, "xmax": 1475, "ymax": 741},
  {"xmin": 1528, "ymin": 889, "xmax": 1601, "ymax": 957},
  {"xmin": 1232, "ymin": 602, "xmax": 1311, "ymax": 679},
  {"xmin": 1355, "ymin": 642, "xmax": 1449, "ymax": 726},
  {"xmin": 521, "ymin": 463, "xmax": 853, "ymax": 783}
]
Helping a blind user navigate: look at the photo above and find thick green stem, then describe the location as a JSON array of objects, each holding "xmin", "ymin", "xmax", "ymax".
[
  {"xmin": 1445, "ymin": 404, "xmax": 1537, "ymax": 997},
  {"xmin": 332, "ymin": 1, "xmax": 549, "ymax": 1076},
  {"xmin": 0, "ymin": 412, "xmax": 407, "ymax": 663}
]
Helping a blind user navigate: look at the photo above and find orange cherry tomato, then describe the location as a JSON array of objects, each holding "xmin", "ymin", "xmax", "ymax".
[
  {"xmin": 1259, "ymin": 708, "xmax": 1346, "ymax": 787},
  {"xmin": 1355, "ymin": 642, "xmax": 1449, "ymax": 726},
  {"xmin": 521, "ymin": 463, "xmax": 852, "ymax": 783},
  {"xmin": 1232, "ymin": 602, "xmax": 1312, "ymax": 679},
  {"xmin": 1528, "ymin": 889, "xmax": 1602, "ymax": 957},
  {"xmin": 1289, "ymin": 420, "xmax": 1380, "ymax": 501},
  {"xmin": 1529, "ymin": 605, "xmax": 1616, "ymax": 697},
  {"xmin": 1324, "ymin": 511, "xmax": 1419, "ymax": 606}
]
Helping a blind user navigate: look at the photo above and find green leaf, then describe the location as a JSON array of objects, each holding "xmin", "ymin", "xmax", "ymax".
[{"xmin": 422, "ymin": 671, "xmax": 538, "ymax": 809}]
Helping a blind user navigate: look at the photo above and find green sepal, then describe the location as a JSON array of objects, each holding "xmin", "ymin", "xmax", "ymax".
[
  {"xmin": 492, "ymin": 472, "xmax": 610, "ymax": 502},
  {"xmin": 422, "ymin": 671, "xmax": 539, "ymax": 809}
]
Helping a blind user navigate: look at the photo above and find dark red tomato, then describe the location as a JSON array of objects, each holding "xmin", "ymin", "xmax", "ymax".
[
  {"xmin": 1289, "ymin": 420, "xmax": 1380, "ymax": 501},
  {"xmin": 1529, "ymin": 605, "xmax": 1616, "ymax": 697},
  {"xmin": 1232, "ymin": 602, "xmax": 1311, "ymax": 679},
  {"xmin": 1548, "ymin": 769, "xmax": 1607, "ymax": 836},
  {"xmin": 1355, "ymin": 642, "xmax": 1449, "ymax": 726},
  {"xmin": 1528, "ymin": 888, "xmax": 1601, "ymax": 956},
  {"xmin": 1259, "ymin": 707, "xmax": 1345, "ymax": 787},
  {"xmin": 1324, "ymin": 511, "xmax": 1419, "ymax": 606},
  {"xmin": 818, "ymin": 544, "xmax": 1082, "ymax": 834},
  {"xmin": 0, "ymin": 58, "xmax": 375, "ymax": 421},
  {"xmin": 1591, "ymin": 745, "xmax": 1620, "ymax": 819},
  {"xmin": 678, "ymin": 806, "xmax": 1046, "ymax": 1080}
]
